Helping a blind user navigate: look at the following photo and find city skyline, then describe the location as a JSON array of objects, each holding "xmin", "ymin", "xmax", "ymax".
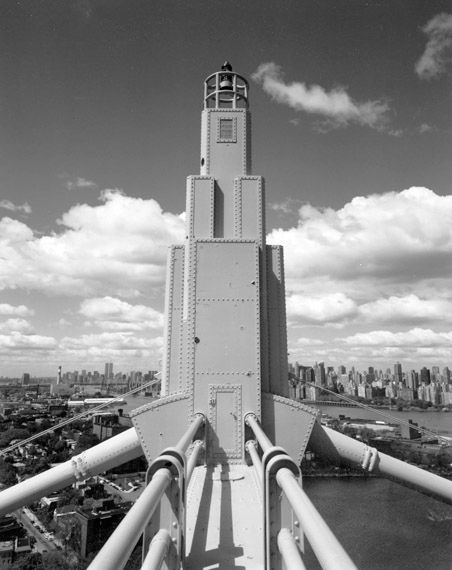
[{"xmin": 1, "ymin": 2, "xmax": 452, "ymax": 375}]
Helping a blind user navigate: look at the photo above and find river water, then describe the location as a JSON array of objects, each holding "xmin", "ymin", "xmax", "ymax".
[
  {"xmin": 304, "ymin": 404, "xmax": 452, "ymax": 569},
  {"xmin": 303, "ymin": 478, "xmax": 452, "ymax": 569}
]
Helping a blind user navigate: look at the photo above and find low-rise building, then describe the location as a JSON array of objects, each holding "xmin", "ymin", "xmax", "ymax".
[{"xmin": 0, "ymin": 541, "xmax": 14, "ymax": 569}]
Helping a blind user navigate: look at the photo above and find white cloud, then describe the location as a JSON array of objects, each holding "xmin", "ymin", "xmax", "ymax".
[
  {"xmin": 415, "ymin": 13, "xmax": 452, "ymax": 79},
  {"xmin": 269, "ymin": 187, "xmax": 452, "ymax": 287},
  {"xmin": 287, "ymin": 293, "xmax": 357, "ymax": 324},
  {"xmin": 0, "ymin": 190, "xmax": 185, "ymax": 297},
  {"xmin": 340, "ymin": 328, "xmax": 452, "ymax": 347},
  {"xmin": 419, "ymin": 123, "xmax": 435, "ymax": 134},
  {"xmin": 0, "ymin": 331, "xmax": 57, "ymax": 351},
  {"xmin": 269, "ymin": 197, "xmax": 303, "ymax": 215},
  {"xmin": 359, "ymin": 295, "xmax": 452, "ymax": 323},
  {"xmin": 290, "ymin": 337, "xmax": 324, "ymax": 347},
  {"xmin": 0, "ymin": 200, "xmax": 32, "ymax": 214},
  {"xmin": 0, "ymin": 319, "xmax": 33, "ymax": 333},
  {"xmin": 252, "ymin": 62, "xmax": 389, "ymax": 129},
  {"xmin": 0, "ymin": 304, "xmax": 34, "ymax": 317},
  {"xmin": 0, "ymin": 217, "xmax": 34, "ymax": 242},
  {"xmin": 59, "ymin": 331, "xmax": 163, "ymax": 361},
  {"xmin": 64, "ymin": 176, "xmax": 98, "ymax": 191},
  {"xmin": 80, "ymin": 296, "xmax": 164, "ymax": 331}
]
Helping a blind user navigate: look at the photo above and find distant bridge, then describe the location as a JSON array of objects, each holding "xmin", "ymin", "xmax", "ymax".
[{"xmin": 302, "ymin": 400, "xmax": 359, "ymax": 408}]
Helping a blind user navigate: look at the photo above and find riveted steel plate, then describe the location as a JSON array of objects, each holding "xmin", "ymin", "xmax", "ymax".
[
  {"xmin": 196, "ymin": 240, "xmax": 258, "ymax": 298},
  {"xmin": 192, "ymin": 240, "xmax": 261, "ymax": 419},
  {"xmin": 162, "ymin": 245, "xmax": 184, "ymax": 396},
  {"xmin": 261, "ymin": 392, "xmax": 319, "ymax": 465},
  {"xmin": 194, "ymin": 301, "xmax": 258, "ymax": 371},
  {"xmin": 187, "ymin": 176, "xmax": 215, "ymax": 238},
  {"xmin": 131, "ymin": 393, "xmax": 192, "ymax": 462}
]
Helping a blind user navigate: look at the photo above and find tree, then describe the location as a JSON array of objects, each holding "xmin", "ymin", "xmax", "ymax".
[
  {"xmin": 59, "ymin": 486, "xmax": 81, "ymax": 507},
  {"xmin": 41, "ymin": 551, "xmax": 75, "ymax": 570},
  {"xmin": 0, "ymin": 427, "xmax": 31, "ymax": 448},
  {"xmin": 10, "ymin": 552, "xmax": 44, "ymax": 569},
  {"xmin": 0, "ymin": 457, "xmax": 17, "ymax": 485},
  {"xmin": 73, "ymin": 433, "xmax": 99, "ymax": 455}
]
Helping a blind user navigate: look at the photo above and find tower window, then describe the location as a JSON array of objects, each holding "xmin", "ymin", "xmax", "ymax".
[{"xmin": 218, "ymin": 118, "xmax": 236, "ymax": 143}]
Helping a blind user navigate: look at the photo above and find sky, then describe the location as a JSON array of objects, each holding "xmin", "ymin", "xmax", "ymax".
[{"xmin": 1, "ymin": 0, "xmax": 452, "ymax": 377}]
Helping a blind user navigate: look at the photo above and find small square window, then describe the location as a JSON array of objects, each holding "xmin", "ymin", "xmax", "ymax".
[{"xmin": 218, "ymin": 118, "xmax": 236, "ymax": 142}]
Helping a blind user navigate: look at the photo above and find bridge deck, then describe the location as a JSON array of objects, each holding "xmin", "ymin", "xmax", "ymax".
[{"xmin": 185, "ymin": 464, "xmax": 263, "ymax": 569}]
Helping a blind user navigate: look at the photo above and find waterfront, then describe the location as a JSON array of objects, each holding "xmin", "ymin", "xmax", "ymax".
[
  {"xmin": 313, "ymin": 404, "xmax": 452, "ymax": 438},
  {"xmin": 304, "ymin": 477, "xmax": 452, "ymax": 570},
  {"xmin": 305, "ymin": 404, "xmax": 452, "ymax": 568}
]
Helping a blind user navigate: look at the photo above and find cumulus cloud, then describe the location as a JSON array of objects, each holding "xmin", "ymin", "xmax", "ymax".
[
  {"xmin": 0, "ymin": 304, "xmax": 34, "ymax": 317},
  {"xmin": 0, "ymin": 200, "xmax": 32, "ymax": 214},
  {"xmin": 287, "ymin": 293, "xmax": 357, "ymax": 324},
  {"xmin": 0, "ymin": 331, "xmax": 57, "ymax": 351},
  {"xmin": 79, "ymin": 296, "xmax": 164, "ymax": 331},
  {"xmin": 269, "ymin": 197, "xmax": 304, "ymax": 216},
  {"xmin": 341, "ymin": 328, "xmax": 452, "ymax": 347},
  {"xmin": 252, "ymin": 62, "xmax": 389, "ymax": 129},
  {"xmin": 269, "ymin": 187, "xmax": 452, "ymax": 287},
  {"xmin": 415, "ymin": 13, "xmax": 452, "ymax": 79},
  {"xmin": 60, "ymin": 331, "xmax": 163, "ymax": 361},
  {"xmin": 359, "ymin": 295, "xmax": 452, "ymax": 324},
  {"xmin": 0, "ymin": 319, "xmax": 33, "ymax": 333},
  {"xmin": 0, "ymin": 189, "xmax": 185, "ymax": 297}
]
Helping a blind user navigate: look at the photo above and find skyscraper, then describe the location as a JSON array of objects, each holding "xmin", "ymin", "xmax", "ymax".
[
  {"xmin": 314, "ymin": 361, "xmax": 326, "ymax": 387},
  {"xmin": 420, "ymin": 367, "xmax": 431, "ymax": 385},
  {"xmin": 105, "ymin": 362, "xmax": 113, "ymax": 380},
  {"xmin": 394, "ymin": 362, "xmax": 403, "ymax": 384}
]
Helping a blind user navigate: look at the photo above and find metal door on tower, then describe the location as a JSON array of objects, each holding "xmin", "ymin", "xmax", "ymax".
[{"xmin": 208, "ymin": 384, "xmax": 242, "ymax": 463}]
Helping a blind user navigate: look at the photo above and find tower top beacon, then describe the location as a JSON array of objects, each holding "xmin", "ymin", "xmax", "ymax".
[{"xmin": 203, "ymin": 62, "xmax": 249, "ymax": 110}]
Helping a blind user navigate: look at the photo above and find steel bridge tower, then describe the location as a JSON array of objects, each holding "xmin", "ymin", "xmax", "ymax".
[{"xmin": 0, "ymin": 64, "xmax": 452, "ymax": 570}]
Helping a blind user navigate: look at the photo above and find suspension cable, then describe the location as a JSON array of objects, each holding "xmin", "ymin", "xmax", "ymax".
[
  {"xmin": 0, "ymin": 378, "xmax": 161, "ymax": 457},
  {"xmin": 294, "ymin": 376, "xmax": 450, "ymax": 444}
]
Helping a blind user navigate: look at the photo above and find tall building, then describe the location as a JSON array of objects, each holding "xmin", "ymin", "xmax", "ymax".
[
  {"xmin": 21, "ymin": 373, "xmax": 30, "ymax": 386},
  {"xmin": 408, "ymin": 370, "xmax": 418, "ymax": 391},
  {"xmin": 394, "ymin": 362, "xmax": 402, "ymax": 384},
  {"xmin": 104, "ymin": 362, "xmax": 113, "ymax": 380},
  {"xmin": 420, "ymin": 367, "xmax": 431, "ymax": 385},
  {"xmin": 431, "ymin": 366, "xmax": 440, "ymax": 382},
  {"xmin": 314, "ymin": 362, "xmax": 326, "ymax": 387}
]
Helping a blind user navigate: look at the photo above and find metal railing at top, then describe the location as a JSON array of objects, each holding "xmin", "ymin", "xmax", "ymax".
[
  {"xmin": 203, "ymin": 71, "xmax": 249, "ymax": 109},
  {"xmin": 245, "ymin": 413, "xmax": 358, "ymax": 570}
]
